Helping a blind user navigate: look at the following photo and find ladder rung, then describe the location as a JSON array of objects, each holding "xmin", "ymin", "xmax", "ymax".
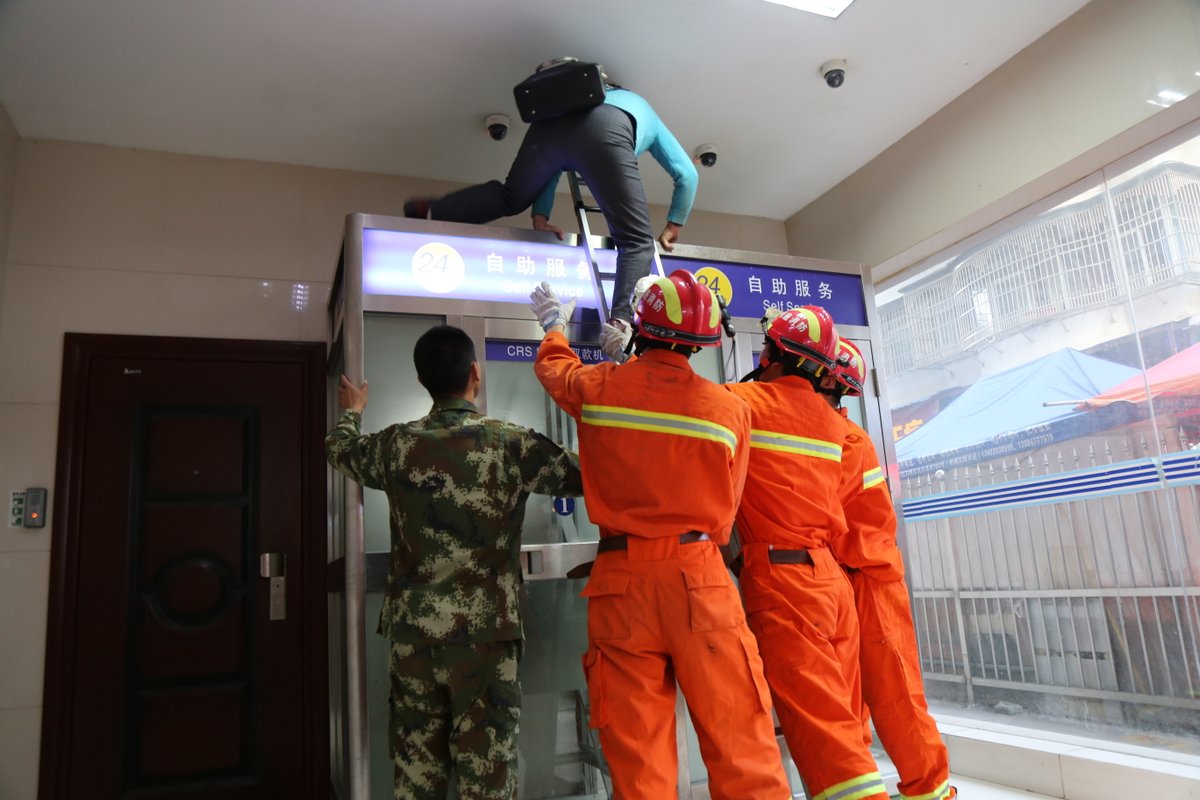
[{"xmin": 577, "ymin": 203, "xmax": 602, "ymax": 214}]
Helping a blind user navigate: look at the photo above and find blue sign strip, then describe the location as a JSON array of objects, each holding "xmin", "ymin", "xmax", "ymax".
[
  {"xmin": 901, "ymin": 451, "xmax": 1200, "ymax": 522},
  {"xmin": 664, "ymin": 256, "xmax": 867, "ymax": 325},
  {"xmin": 360, "ymin": 227, "xmax": 867, "ymax": 325},
  {"xmin": 485, "ymin": 339, "xmax": 605, "ymax": 364}
]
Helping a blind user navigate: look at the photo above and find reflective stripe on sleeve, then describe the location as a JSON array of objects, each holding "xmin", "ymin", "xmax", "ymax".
[
  {"xmin": 749, "ymin": 429, "xmax": 842, "ymax": 462},
  {"xmin": 862, "ymin": 466, "xmax": 885, "ymax": 490},
  {"xmin": 814, "ymin": 771, "xmax": 887, "ymax": 800},
  {"xmin": 581, "ymin": 404, "xmax": 738, "ymax": 454}
]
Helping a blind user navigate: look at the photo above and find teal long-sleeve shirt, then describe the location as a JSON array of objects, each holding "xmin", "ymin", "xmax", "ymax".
[{"xmin": 531, "ymin": 88, "xmax": 698, "ymax": 225}]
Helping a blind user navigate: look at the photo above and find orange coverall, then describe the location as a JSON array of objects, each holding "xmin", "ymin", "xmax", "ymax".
[
  {"xmin": 727, "ymin": 377, "xmax": 889, "ymax": 800},
  {"xmin": 832, "ymin": 415, "xmax": 953, "ymax": 800},
  {"xmin": 535, "ymin": 331, "xmax": 790, "ymax": 800}
]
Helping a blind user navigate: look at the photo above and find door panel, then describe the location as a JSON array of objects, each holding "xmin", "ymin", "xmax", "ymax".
[{"xmin": 42, "ymin": 335, "xmax": 327, "ymax": 800}]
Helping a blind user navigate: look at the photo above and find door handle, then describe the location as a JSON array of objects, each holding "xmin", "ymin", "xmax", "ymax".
[{"xmin": 260, "ymin": 552, "xmax": 287, "ymax": 621}]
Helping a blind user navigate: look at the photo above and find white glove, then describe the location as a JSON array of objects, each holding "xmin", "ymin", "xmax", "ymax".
[
  {"xmin": 760, "ymin": 305, "xmax": 782, "ymax": 335},
  {"xmin": 630, "ymin": 275, "xmax": 657, "ymax": 312},
  {"xmin": 600, "ymin": 319, "xmax": 633, "ymax": 363},
  {"xmin": 529, "ymin": 282, "xmax": 577, "ymax": 332}
]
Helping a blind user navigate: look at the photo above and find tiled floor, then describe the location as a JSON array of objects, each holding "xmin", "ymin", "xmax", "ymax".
[{"xmin": 947, "ymin": 775, "xmax": 1059, "ymax": 799}]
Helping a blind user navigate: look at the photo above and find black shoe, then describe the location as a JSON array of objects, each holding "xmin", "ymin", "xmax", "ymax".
[{"xmin": 403, "ymin": 198, "xmax": 431, "ymax": 219}]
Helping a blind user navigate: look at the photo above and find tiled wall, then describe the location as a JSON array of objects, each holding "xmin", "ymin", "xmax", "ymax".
[
  {"xmin": 0, "ymin": 104, "xmax": 16, "ymax": 330},
  {"xmin": 0, "ymin": 135, "xmax": 786, "ymax": 798}
]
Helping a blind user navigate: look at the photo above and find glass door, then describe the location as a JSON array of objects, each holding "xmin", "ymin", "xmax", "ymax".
[
  {"xmin": 482, "ymin": 337, "xmax": 610, "ymax": 799},
  {"xmin": 360, "ymin": 313, "xmax": 448, "ymax": 800}
]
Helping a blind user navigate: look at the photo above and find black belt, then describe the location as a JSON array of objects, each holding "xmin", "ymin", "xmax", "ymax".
[
  {"xmin": 729, "ymin": 546, "xmax": 813, "ymax": 577},
  {"xmin": 596, "ymin": 531, "xmax": 710, "ymax": 553},
  {"xmin": 568, "ymin": 532, "xmax": 711, "ymax": 579},
  {"xmin": 767, "ymin": 548, "xmax": 813, "ymax": 565}
]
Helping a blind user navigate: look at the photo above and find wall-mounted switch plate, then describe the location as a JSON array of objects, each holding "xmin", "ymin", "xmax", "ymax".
[{"xmin": 24, "ymin": 488, "xmax": 47, "ymax": 528}]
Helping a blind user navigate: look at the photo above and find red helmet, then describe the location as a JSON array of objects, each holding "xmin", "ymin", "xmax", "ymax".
[
  {"xmin": 832, "ymin": 339, "xmax": 866, "ymax": 396},
  {"xmin": 634, "ymin": 270, "xmax": 722, "ymax": 347},
  {"xmin": 762, "ymin": 305, "xmax": 839, "ymax": 371}
]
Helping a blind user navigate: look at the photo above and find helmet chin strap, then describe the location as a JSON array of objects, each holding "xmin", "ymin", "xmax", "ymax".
[{"xmin": 739, "ymin": 365, "xmax": 766, "ymax": 382}]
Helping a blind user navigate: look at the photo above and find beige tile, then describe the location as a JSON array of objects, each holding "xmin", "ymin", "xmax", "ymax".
[
  {"xmin": 158, "ymin": 272, "xmax": 305, "ymax": 340},
  {"xmin": 9, "ymin": 141, "xmax": 167, "ymax": 271},
  {"xmin": 945, "ymin": 729, "xmax": 1069, "ymax": 797},
  {"xmin": 0, "ymin": 551, "xmax": 50, "ymax": 708},
  {"xmin": 0, "ymin": 263, "xmax": 163, "ymax": 404},
  {"xmin": 161, "ymin": 153, "xmax": 312, "ymax": 280},
  {"xmin": 298, "ymin": 169, "xmax": 472, "ymax": 285},
  {"xmin": 0, "ymin": 114, "xmax": 18, "ymax": 256},
  {"xmin": 950, "ymin": 774, "xmax": 1061, "ymax": 799},
  {"xmin": 1061, "ymin": 748, "xmax": 1200, "ymax": 800},
  {"xmin": 0, "ymin": 706, "xmax": 41, "ymax": 799},
  {"xmin": 298, "ymin": 281, "xmax": 332, "ymax": 342},
  {"xmin": 0, "ymin": 403, "xmax": 57, "ymax": 553},
  {"xmin": 0, "ymin": 260, "xmax": 8, "ymax": 333}
]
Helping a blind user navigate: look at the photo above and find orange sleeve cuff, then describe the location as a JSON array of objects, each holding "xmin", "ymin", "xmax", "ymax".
[{"xmin": 535, "ymin": 331, "xmax": 584, "ymax": 418}]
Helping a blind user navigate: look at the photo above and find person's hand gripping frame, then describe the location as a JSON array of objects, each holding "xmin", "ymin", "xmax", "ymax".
[{"xmin": 599, "ymin": 275, "xmax": 658, "ymax": 363}]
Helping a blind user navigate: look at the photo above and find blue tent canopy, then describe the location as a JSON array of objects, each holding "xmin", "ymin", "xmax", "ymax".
[{"xmin": 896, "ymin": 349, "xmax": 1138, "ymax": 469}]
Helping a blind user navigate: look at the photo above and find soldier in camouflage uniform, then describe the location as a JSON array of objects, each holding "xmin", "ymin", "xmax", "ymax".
[{"xmin": 326, "ymin": 324, "xmax": 582, "ymax": 800}]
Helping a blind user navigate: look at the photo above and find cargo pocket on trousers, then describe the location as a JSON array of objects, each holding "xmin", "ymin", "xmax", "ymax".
[
  {"xmin": 737, "ymin": 631, "xmax": 774, "ymax": 714},
  {"xmin": 862, "ymin": 635, "xmax": 908, "ymax": 706},
  {"xmin": 581, "ymin": 647, "xmax": 609, "ymax": 730},
  {"xmin": 683, "ymin": 565, "xmax": 740, "ymax": 632},
  {"xmin": 580, "ymin": 574, "xmax": 631, "ymax": 640}
]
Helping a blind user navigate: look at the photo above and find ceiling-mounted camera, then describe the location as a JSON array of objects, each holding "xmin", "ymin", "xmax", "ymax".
[
  {"xmin": 820, "ymin": 59, "xmax": 847, "ymax": 89},
  {"xmin": 485, "ymin": 113, "xmax": 510, "ymax": 141},
  {"xmin": 694, "ymin": 144, "xmax": 718, "ymax": 168}
]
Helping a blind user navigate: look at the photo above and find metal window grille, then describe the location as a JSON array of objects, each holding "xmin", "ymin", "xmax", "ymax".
[{"xmin": 902, "ymin": 428, "xmax": 1200, "ymax": 718}]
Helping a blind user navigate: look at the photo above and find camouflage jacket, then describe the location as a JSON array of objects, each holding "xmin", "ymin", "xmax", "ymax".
[{"xmin": 326, "ymin": 399, "xmax": 582, "ymax": 645}]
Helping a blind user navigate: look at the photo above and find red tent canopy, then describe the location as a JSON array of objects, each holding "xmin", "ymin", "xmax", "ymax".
[{"xmin": 1080, "ymin": 342, "xmax": 1200, "ymax": 408}]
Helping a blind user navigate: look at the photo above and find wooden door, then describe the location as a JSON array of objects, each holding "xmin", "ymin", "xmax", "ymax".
[{"xmin": 40, "ymin": 334, "xmax": 328, "ymax": 799}]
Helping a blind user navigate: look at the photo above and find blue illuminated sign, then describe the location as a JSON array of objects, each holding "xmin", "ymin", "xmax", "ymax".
[
  {"xmin": 363, "ymin": 228, "xmax": 613, "ymax": 308},
  {"xmin": 663, "ymin": 257, "xmax": 866, "ymax": 326},
  {"xmin": 361, "ymin": 228, "xmax": 866, "ymax": 326}
]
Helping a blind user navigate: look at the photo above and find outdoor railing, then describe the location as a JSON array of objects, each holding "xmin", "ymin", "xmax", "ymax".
[{"xmin": 899, "ymin": 425, "xmax": 1200, "ymax": 731}]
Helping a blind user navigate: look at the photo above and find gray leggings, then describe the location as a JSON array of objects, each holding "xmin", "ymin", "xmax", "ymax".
[{"xmin": 430, "ymin": 104, "xmax": 654, "ymax": 322}]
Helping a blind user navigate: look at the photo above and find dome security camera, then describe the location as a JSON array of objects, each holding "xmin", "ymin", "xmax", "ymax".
[
  {"xmin": 820, "ymin": 59, "xmax": 848, "ymax": 89},
  {"xmin": 485, "ymin": 113, "xmax": 511, "ymax": 141},
  {"xmin": 694, "ymin": 143, "xmax": 718, "ymax": 168}
]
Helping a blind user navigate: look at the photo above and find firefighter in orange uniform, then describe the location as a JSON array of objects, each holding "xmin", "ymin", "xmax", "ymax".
[
  {"xmin": 822, "ymin": 339, "xmax": 956, "ymax": 800},
  {"xmin": 528, "ymin": 271, "xmax": 790, "ymax": 799},
  {"xmin": 728, "ymin": 306, "xmax": 889, "ymax": 800}
]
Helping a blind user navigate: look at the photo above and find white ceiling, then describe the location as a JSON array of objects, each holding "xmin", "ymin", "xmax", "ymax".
[{"xmin": 0, "ymin": 0, "xmax": 1091, "ymax": 221}]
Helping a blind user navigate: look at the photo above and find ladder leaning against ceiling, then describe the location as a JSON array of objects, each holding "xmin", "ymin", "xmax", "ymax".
[{"xmin": 566, "ymin": 171, "xmax": 666, "ymax": 324}]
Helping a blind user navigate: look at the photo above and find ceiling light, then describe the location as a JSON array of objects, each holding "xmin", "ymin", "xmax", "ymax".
[
  {"xmin": 1148, "ymin": 88, "xmax": 1188, "ymax": 108},
  {"xmin": 759, "ymin": 0, "xmax": 855, "ymax": 18}
]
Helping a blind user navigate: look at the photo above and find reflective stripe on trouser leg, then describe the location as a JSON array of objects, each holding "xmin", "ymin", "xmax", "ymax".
[
  {"xmin": 812, "ymin": 771, "xmax": 889, "ymax": 800},
  {"xmin": 582, "ymin": 537, "xmax": 790, "ymax": 799},
  {"xmin": 853, "ymin": 574, "xmax": 951, "ymax": 800},
  {"xmin": 899, "ymin": 779, "xmax": 954, "ymax": 800}
]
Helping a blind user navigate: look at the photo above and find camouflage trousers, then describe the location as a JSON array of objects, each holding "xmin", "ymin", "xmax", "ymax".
[{"xmin": 389, "ymin": 639, "xmax": 522, "ymax": 800}]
